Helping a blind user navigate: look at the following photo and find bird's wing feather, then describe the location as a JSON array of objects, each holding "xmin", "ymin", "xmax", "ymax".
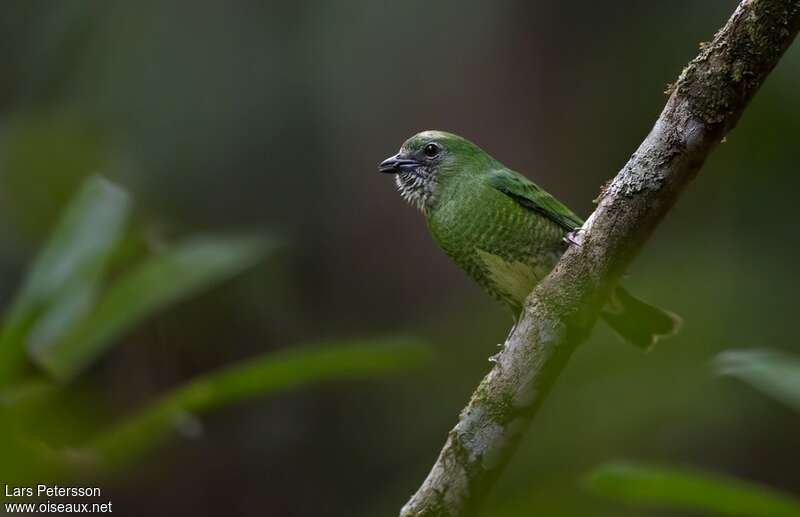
[{"xmin": 487, "ymin": 168, "xmax": 584, "ymax": 231}]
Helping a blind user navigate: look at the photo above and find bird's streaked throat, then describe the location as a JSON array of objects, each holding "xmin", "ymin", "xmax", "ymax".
[{"xmin": 395, "ymin": 166, "xmax": 438, "ymax": 214}]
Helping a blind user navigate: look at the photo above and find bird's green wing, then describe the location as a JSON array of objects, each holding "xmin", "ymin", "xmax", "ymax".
[{"xmin": 488, "ymin": 168, "xmax": 584, "ymax": 231}]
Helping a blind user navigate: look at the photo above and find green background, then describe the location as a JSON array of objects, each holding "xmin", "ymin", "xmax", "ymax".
[{"xmin": 0, "ymin": 1, "xmax": 798, "ymax": 516}]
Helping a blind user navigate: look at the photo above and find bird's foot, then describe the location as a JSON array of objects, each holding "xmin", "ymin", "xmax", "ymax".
[
  {"xmin": 563, "ymin": 228, "xmax": 584, "ymax": 247},
  {"xmin": 489, "ymin": 343, "xmax": 505, "ymax": 363}
]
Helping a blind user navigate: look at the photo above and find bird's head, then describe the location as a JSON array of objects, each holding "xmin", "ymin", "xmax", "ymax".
[{"xmin": 378, "ymin": 130, "xmax": 493, "ymax": 213}]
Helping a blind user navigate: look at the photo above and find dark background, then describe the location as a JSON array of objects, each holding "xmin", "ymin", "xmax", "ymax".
[{"xmin": 1, "ymin": 1, "xmax": 798, "ymax": 515}]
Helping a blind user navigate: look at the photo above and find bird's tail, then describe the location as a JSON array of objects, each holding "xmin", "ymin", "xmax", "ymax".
[{"xmin": 600, "ymin": 286, "xmax": 681, "ymax": 350}]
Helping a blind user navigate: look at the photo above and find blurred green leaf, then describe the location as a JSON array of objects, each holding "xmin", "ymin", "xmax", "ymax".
[
  {"xmin": 91, "ymin": 337, "xmax": 430, "ymax": 466},
  {"xmin": 585, "ymin": 461, "xmax": 800, "ymax": 517},
  {"xmin": 31, "ymin": 236, "xmax": 275, "ymax": 381},
  {"xmin": 714, "ymin": 349, "xmax": 800, "ymax": 411},
  {"xmin": 0, "ymin": 176, "xmax": 130, "ymax": 383}
]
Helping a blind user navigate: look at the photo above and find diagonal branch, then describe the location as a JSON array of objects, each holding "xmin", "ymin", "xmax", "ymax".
[{"xmin": 400, "ymin": 1, "xmax": 800, "ymax": 515}]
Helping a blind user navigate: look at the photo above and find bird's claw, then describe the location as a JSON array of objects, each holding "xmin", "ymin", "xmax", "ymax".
[
  {"xmin": 563, "ymin": 228, "xmax": 584, "ymax": 247},
  {"xmin": 489, "ymin": 342, "xmax": 506, "ymax": 363}
]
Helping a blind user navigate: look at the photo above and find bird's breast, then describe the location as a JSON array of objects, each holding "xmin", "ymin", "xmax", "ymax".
[{"xmin": 426, "ymin": 183, "xmax": 567, "ymax": 311}]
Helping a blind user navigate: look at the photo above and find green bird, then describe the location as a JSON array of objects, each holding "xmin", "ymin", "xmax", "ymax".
[{"xmin": 379, "ymin": 130, "xmax": 680, "ymax": 349}]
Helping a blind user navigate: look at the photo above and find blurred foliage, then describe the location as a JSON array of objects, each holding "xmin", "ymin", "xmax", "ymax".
[
  {"xmin": 92, "ymin": 338, "xmax": 429, "ymax": 467},
  {"xmin": 0, "ymin": 176, "xmax": 130, "ymax": 383},
  {"xmin": 582, "ymin": 349, "xmax": 800, "ymax": 516},
  {"xmin": 0, "ymin": 177, "xmax": 429, "ymax": 487},
  {"xmin": 33, "ymin": 235, "xmax": 271, "ymax": 381},
  {"xmin": 0, "ymin": 176, "xmax": 274, "ymax": 383},
  {"xmin": 715, "ymin": 349, "xmax": 800, "ymax": 412},
  {"xmin": 585, "ymin": 461, "xmax": 800, "ymax": 517}
]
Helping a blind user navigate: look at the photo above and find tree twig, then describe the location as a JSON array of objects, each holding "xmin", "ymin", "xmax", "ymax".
[{"xmin": 400, "ymin": 1, "xmax": 800, "ymax": 515}]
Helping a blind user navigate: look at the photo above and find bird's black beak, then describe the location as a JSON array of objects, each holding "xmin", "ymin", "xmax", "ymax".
[{"xmin": 378, "ymin": 153, "xmax": 421, "ymax": 174}]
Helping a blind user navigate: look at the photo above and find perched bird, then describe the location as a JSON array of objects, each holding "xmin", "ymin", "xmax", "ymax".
[{"xmin": 379, "ymin": 130, "xmax": 680, "ymax": 349}]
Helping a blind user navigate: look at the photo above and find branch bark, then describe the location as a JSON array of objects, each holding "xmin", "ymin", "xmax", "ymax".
[{"xmin": 400, "ymin": 1, "xmax": 800, "ymax": 515}]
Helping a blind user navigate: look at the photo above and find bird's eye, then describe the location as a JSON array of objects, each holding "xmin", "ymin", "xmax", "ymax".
[{"xmin": 423, "ymin": 143, "xmax": 440, "ymax": 158}]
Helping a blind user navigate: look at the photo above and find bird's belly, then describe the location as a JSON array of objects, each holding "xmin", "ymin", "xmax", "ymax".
[
  {"xmin": 475, "ymin": 247, "xmax": 559, "ymax": 309},
  {"xmin": 433, "ymin": 226, "xmax": 560, "ymax": 312},
  {"xmin": 474, "ymin": 249, "xmax": 546, "ymax": 307},
  {"xmin": 427, "ymin": 194, "xmax": 566, "ymax": 313}
]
